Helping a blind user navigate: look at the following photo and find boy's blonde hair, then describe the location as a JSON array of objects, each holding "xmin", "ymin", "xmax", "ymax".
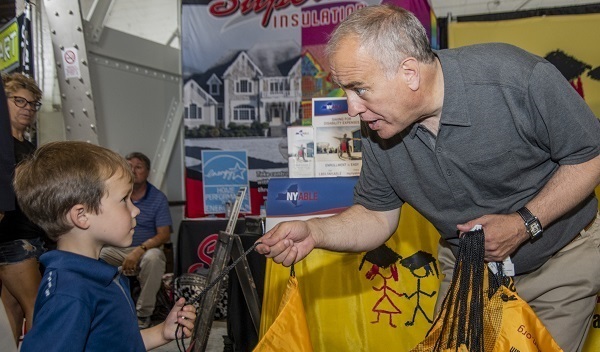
[{"xmin": 14, "ymin": 141, "xmax": 133, "ymax": 241}]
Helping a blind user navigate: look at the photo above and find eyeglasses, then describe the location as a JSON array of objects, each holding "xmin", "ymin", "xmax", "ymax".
[{"xmin": 9, "ymin": 96, "xmax": 42, "ymax": 111}]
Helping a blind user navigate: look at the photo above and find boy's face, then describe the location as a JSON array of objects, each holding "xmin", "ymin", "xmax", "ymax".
[{"xmin": 88, "ymin": 171, "xmax": 140, "ymax": 247}]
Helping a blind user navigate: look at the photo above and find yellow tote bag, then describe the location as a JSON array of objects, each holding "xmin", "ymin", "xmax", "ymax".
[
  {"xmin": 411, "ymin": 230, "xmax": 562, "ymax": 352},
  {"xmin": 254, "ymin": 270, "xmax": 313, "ymax": 352},
  {"xmin": 488, "ymin": 285, "xmax": 562, "ymax": 351}
]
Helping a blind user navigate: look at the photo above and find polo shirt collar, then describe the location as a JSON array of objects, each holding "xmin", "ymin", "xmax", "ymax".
[
  {"xmin": 40, "ymin": 250, "xmax": 119, "ymax": 287},
  {"xmin": 133, "ymin": 181, "xmax": 151, "ymax": 204},
  {"xmin": 436, "ymin": 50, "xmax": 471, "ymax": 128},
  {"xmin": 407, "ymin": 50, "xmax": 470, "ymax": 140}
]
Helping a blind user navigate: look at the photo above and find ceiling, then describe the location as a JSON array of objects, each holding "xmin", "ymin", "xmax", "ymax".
[{"xmin": 34, "ymin": 0, "xmax": 600, "ymax": 47}]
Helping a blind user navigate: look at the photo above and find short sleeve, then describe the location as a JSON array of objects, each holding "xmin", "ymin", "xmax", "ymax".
[
  {"xmin": 353, "ymin": 132, "xmax": 404, "ymax": 211},
  {"xmin": 154, "ymin": 192, "xmax": 172, "ymax": 228},
  {"xmin": 21, "ymin": 295, "xmax": 92, "ymax": 352},
  {"xmin": 528, "ymin": 61, "xmax": 600, "ymax": 165}
]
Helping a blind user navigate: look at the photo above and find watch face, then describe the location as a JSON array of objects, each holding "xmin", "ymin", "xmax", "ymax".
[{"xmin": 528, "ymin": 221, "xmax": 543, "ymax": 238}]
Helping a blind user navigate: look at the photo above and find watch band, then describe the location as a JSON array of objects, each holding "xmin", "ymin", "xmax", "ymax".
[
  {"xmin": 516, "ymin": 207, "xmax": 543, "ymax": 239},
  {"xmin": 139, "ymin": 244, "xmax": 148, "ymax": 251},
  {"xmin": 516, "ymin": 207, "xmax": 535, "ymax": 222}
]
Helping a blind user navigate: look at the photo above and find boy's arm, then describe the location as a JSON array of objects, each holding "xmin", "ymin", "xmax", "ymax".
[
  {"xmin": 20, "ymin": 296, "xmax": 92, "ymax": 352},
  {"xmin": 140, "ymin": 324, "xmax": 171, "ymax": 349}
]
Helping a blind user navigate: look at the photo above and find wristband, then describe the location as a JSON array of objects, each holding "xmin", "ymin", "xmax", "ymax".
[{"xmin": 139, "ymin": 244, "xmax": 148, "ymax": 252}]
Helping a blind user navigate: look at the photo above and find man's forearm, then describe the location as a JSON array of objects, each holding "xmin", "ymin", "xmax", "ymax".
[
  {"xmin": 307, "ymin": 204, "xmax": 400, "ymax": 253},
  {"xmin": 139, "ymin": 226, "xmax": 171, "ymax": 250},
  {"xmin": 527, "ymin": 154, "xmax": 600, "ymax": 227}
]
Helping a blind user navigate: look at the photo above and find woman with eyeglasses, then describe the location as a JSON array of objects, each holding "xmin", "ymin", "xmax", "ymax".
[{"xmin": 0, "ymin": 72, "xmax": 46, "ymax": 343}]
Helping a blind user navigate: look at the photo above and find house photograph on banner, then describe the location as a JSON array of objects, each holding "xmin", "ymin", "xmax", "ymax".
[{"xmin": 180, "ymin": 0, "xmax": 438, "ymax": 218}]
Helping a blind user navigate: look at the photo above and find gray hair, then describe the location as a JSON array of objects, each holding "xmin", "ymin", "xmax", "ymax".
[
  {"xmin": 326, "ymin": 4, "xmax": 435, "ymax": 78},
  {"xmin": 125, "ymin": 152, "xmax": 151, "ymax": 170}
]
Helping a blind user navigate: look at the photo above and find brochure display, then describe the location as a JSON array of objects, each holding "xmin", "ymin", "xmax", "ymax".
[
  {"xmin": 287, "ymin": 126, "xmax": 315, "ymax": 178},
  {"xmin": 287, "ymin": 97, "xmax": 362, "ymax": 178},
  {"xmin": 313, "ymin": 97, "xmax": 362, "ymax": 177}
]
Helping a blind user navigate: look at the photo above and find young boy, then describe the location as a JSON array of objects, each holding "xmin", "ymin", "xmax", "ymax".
[{"xmin": 14, "ymin": 141, "xmax": 196, "ymax": 351}]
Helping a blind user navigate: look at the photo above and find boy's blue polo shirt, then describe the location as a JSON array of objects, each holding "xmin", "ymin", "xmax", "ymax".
[{"xmin": 21, "ymin": 250, "xmax": 146, "ymax": 352}]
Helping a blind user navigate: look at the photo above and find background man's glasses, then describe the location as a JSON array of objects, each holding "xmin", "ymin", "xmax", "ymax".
[{"xmin": 9, "ymin": 96, "xmax": 42, "ymax": 111}]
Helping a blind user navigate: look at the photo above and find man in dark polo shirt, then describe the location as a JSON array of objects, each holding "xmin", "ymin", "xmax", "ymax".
[{"xmin": 257, "ymin": 5, "xmax": 600, "ymax": 351}]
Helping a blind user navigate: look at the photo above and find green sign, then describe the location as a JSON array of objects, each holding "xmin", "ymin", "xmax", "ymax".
[{"xmin": 0, "ymin": 18, "xmax": 19, "ymax": 72}]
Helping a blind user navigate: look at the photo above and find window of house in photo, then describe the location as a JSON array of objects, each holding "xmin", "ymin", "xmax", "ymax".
[
  {"xmin": 210, "ymin": 83, "xmax": 219, "ymax": 95},
  {"xmin": 270, "ymin": 81, "xmax": 281, "ymax": 93},
  {"xmin": 197, "ymin": 106, "xmax": 202, "ymax": 120},
  {"xmin": 190, "ymin": 103, "xmax": 197, "ymax": 119},
  {"xmin": 236, "ymin": 79, "xmax": 253, "ymax": 94},
  {"xmin": 184, "ymin": 107, "xmax": 189, "ymax": 119},
  {"xmin": 234, "ymin": 104, "xmax": 256, "ymax": 121},
  {"xmin": 217, "ymin": 107, "xmax": 223, "ymax": 120}
]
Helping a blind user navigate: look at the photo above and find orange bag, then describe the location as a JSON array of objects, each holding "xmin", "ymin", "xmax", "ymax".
[
  {"xmin": 411, "ymin": 229, "xmax": 562, "ymax": 352},
  {"xmin": 254, "ymin": 267, "xmax": 313, "ymax": 352}
]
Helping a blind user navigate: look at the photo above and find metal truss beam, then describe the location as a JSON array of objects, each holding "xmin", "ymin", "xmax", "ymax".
[{"xmin": 43, "ymin": 0, "xmax": 98, "ymax": 144}]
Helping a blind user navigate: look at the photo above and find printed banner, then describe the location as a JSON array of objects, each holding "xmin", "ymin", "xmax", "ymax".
[
  {"xmin": 0, "ymin": 10, "xmax": 34, "ymax": 75},
  {"xmin": 182, "ymin": 0, "xmax": 438, "ymax": 217},
  {"xmin": 201, "ymin": 150, "xmax": 251, "ymax": 214},
  {"xmin": 0, "ymin": 18, "xmax": 19, "ymax": 72},
  {"xmin": 312, "ymin": 97, "xmax": 362, "ymax": 177},
  {"xmin": 263, "ymin": 177, "xmax": 441, "ymax": 351},
  {"xmin": 287, "ymin": 126, "xmax": 315, "ymax": 178}
]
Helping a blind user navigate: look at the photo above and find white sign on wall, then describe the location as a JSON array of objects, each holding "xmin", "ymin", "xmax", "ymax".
[{"xmin": 62, "ymin": 47, "xmax": 81, "ymax": 79}]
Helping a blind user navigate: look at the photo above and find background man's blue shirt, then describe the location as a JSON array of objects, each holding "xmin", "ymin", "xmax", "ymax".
[{"xmin": 131, "ymin": 182, "xmax": 172, "ymax": 247}]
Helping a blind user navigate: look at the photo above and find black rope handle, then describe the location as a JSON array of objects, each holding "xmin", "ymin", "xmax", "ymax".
[
  {"xmin": 431, "ymin": 229, "xmax": 486, "ymax": 352},
  {"xmin": 175, "ymin": 241, "xmax": 262, "ymax": 351}
]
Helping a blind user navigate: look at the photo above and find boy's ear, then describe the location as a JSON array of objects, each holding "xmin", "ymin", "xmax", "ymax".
[{"xmin": 68, "ymin": 204, "xmax": 90, "ymax": 230}]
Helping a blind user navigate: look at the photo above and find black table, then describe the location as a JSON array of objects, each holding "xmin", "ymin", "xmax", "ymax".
[{"xmin": 175, "ymin": 219, "xmax": 245, "ymax": 276}]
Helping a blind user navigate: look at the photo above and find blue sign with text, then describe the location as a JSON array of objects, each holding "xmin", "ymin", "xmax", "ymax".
[
  {"xmin": 266, "ymin": 177, "xmax": 357, "ymax": 216},
  {"xmin": 202, "ymin": 150, "xmax": 251, "ymax": 214}
]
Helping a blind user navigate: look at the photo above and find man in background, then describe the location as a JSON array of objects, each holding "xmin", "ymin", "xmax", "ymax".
[{"xmin": 100, "ymin": 152, "xmax": 172, "ymax": 329}]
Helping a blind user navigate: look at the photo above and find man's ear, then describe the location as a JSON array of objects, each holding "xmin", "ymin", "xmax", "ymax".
[
  {"xmin": 68, "ymin": 204, "xmax": 90, "ymax": 230},
  {"xmin": 399, "ymin": 57, "xmax": 420, "ymax": 91}
]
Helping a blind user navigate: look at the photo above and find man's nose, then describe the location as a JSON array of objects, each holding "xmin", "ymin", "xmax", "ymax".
[{"xmin": 346, "ymin": 95, "xmax": 366, "ymax": 117}]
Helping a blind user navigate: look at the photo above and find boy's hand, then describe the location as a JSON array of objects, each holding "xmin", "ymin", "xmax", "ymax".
[
  {"xmin": 140, "ymin": 298, "xmax": 197, "ymax": 349},
  {"xmin": 162, "ymin": 297, "xmax": 196, "ymax": 340}
]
